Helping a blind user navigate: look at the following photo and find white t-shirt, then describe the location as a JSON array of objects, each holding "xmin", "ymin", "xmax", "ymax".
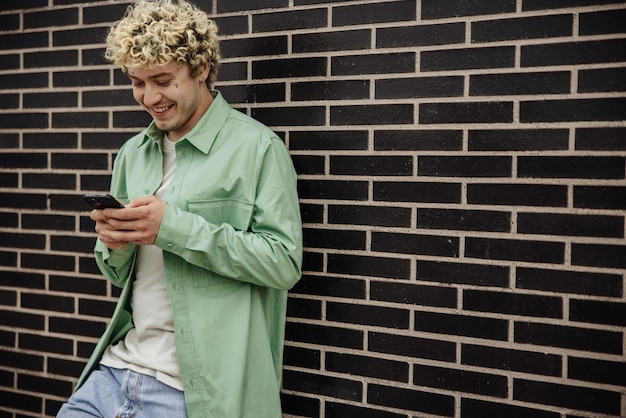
[{"xmin": 101, "ymin": 134, "xmax": 182, "ymax": 390}]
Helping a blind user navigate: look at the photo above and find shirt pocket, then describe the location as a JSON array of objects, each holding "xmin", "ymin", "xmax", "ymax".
[{"xmin": 186, "ymin": 198, "xmax": 254, "ymax": 288}]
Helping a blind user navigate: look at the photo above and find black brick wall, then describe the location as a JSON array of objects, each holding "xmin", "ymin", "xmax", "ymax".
[{"xmin": 1, "ymin": 1, "xmax": 625, "ymax": 417}]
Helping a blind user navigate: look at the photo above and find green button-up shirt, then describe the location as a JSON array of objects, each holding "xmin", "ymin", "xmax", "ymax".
[{"xmin": 77, "ymin": 91, "xmax": 302, "ymax": 418}]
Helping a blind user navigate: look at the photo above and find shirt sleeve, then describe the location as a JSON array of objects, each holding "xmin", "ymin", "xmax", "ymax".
[{"xmin": 155, "ymin": 136, "xmax": 303, "ymax": 290}]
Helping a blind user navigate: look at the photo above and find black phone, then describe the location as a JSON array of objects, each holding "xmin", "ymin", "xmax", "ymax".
[{"xmin": 83, "ymin": 193, "xmax": 125, "ymax": 209}]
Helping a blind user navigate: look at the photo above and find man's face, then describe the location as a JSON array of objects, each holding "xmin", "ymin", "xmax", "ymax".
[{"xmin": 126, "ymin": 61, "xmax": 210, "ymax": 141}]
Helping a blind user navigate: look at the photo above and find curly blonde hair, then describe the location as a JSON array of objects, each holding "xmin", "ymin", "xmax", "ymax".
[{"xmin": 105, "ymin": 0, "xmax": 221, "ymax": 88}]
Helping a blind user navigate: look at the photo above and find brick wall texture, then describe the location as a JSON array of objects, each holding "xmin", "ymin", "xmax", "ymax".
[{"xmin": 1, "ymin": 0, "xmax": 625, "ymax": 417}]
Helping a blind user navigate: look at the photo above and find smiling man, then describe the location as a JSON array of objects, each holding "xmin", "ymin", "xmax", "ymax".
[{"xmin": 56, "ymin": 1, "xmax": 303, "ymax": 417}]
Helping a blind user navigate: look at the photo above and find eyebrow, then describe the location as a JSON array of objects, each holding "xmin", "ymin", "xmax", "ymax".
[{"xmin": 127, "ymin": 71, "xmax": 175, "ymax": 80}]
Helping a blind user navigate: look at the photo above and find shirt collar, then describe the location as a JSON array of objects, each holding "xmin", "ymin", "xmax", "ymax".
[{"xmin": 140, "ymin": 90, "xmax": 230, "ymax": 154}]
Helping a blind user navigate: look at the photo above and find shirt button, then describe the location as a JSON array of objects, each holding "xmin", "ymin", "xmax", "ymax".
[
  {"xmin": 166, "ymin": 243, "xmax": 173, "ymax": 250},
  {"xmin": 144, "ymin": 189, "xmax": 150, "ymax": 194}
]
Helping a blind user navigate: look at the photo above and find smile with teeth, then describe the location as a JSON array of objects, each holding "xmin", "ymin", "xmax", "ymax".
[{"xmin": 152, "ymin": 104, "xmax": 173, "ymax": 114}]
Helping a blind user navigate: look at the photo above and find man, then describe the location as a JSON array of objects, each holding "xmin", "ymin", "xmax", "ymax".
[{"xmin": 57, "ymin": 0, "xmax": 302, "ymax": 416}]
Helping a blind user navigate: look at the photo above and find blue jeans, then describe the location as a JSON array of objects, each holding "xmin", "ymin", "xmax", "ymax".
[{"xmin": 56, "ymin": 366, "xmax": 187, "ymax": 418}]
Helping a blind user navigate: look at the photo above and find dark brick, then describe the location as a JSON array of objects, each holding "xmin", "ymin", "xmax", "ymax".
[
  {"xmin": 0, "ymin": 31, "xmax": 47, "ymax": 50},
  {"xmin": 48, "ymin": 357, "xmax": 85, "ymax": 379},
  {"xmin": 24, "ymin": 7, "xmax": 78, "ymax": 28},
  {"xmin": 464, "ymin": 289, "xmax": 562, "ymax": 318},
  {"xmin": 290, "ymin": 130, "xmax": 368, "ymax": 151},
  {"xmin": 52, "ymin": 111, "xmax": 108, "ymax": 128},
  {"xmin": 462, "ymin": 344, "xmax": 562, "ymax": 376},
  {"xmin": 221, "ymin": 36, "xmax": 288, "ymax": 59},
  {"xmin": 303, "ymin": 228, "xmax": 365, "ymax": 250},
  {"xmin": 327, "ymin": 352, "xmax": 409, "ymax": 382},
  {"xmin": 375, "ymin": 130, "xmax": 463, "ymax": 151},
  {"xmin": 417, "ymin": 260, "xmax": 510, "ymax": 287},
  {"xmin": 51, "ymin": 152, "xmax": 108, "ymax": 170},
  {"xmin": 0, "ymin": 389, "xmax": 42, "ymax": 413},
  {"xmin": 331, "ymin": 104, "xmax": 414, "ymax": 125},
  {"xmin": 51, "ymin": 234, "xmax": 97, "ymax": 253},
  {"xmin": 49, "ymin": 316, "xmax": 106, "ymax": 339},
  {"xmin": 300, "ymin": 204, "xmax": 324, "ymax": 224},
  {"xmin": 282, "ymin": 393, "xmax": 319, "ymax": 418},
  {"xmin": 0, "ymin": 251, "xmax": 17, "ymax": 267},
  {"xmin": 327, "ymin": 301, "xmax": 409, "ymax": 329},
  {"xmin": 514, "ymin": 379, "xmax": 621, "ymax": 415},
  {"xmin": 0, "ymin": 271, "xmax": 45, "ymax": 289},
  {"xmin": 331, "ymin": 155, "xmax": 412, "ymax": 176},
  {"xmin": 368, "ymin": 383, "xmax": 454, "ymax": 416},
  {"xmin": 523, "ymin": 0, "xmax": 624, "ymax": 10},
  {"xmin": 49, "ymin": 275, "xmax": 108, "ymax": 297},
  {"xmin": 421, "ymin": 46, "xmax": 515, "ymax": 71},
  {"xmin": 522, "ymin": 39, "xmax": 626, "ymax": 67},
  {"xmin": 461, "ymin": 398, "xmax": 560, "ymax": 418},
  {"xmin": 0, "ymin": 152, "xmax": 47, "ymax": 169},
  {"xmin": 466, "ymin": 237, "xmax": 564, "ymax": 264},
  {"xmin": 217, "ymin": 0, "xmax": 287, "ymax": 13},
  {"xmin": 113, "ymin": 110, "xmax": 152, "ymax": 129},
  {"xmin": 0, "ymin": 72, "xmax": 48, "ymax": 90},
  {"xmin": 0, "ymin": 232, "xmax": 46, "ymax": 249},
  {"xmin": 79, "ymin": 298, "xmax": 116, "ymax": 319},
  {"xmin": 467, "ymin": 183, "xmax": 568, "ymax": 207},
  {"xmin": 293, "ymin": 29, "xmax": 371, "ymax": 53},
  {"xmin": 332, "ymin": 52, "xmax": 415, "ymax": 76},
  {"xmin": 212, "ymin": 15, "xmax": 248, "ymax": 36},
  {"xmin": 568, "ymin": 357, "xmax": 626, "ymax": 386},
  {"xmin": 414, "ymin": 363, "xmax": 508, "ymax": 397},
  {"xmin": 83, "ymin": 89, "xmax": 136, "ymax": 107},
  {"xmin": 0, "ymin": 289, "xmax": 16, "ymax": 306},
  {"xmin": 328, "ymin": 205, "xmax": 411, "ymax": 227},
  {"xmin": 23, "ymin": 174, "xmax": 77, "ymax": 191},
  {"xmin": 283, "ymin": 369, "xmax": 361, "ymax": 401},
  {"xmin": 516, "ymin": 267, "xmax": 622, "ymax": 297},
  {"xmin": 283, "ymin": 345, "xmax": 320, "ymax": 370},
  {"xmin": 23, "ymin": 132, "xmax": 78, "ymax": 149},
  {"xmin": 419, "ymin": 156, "xmax": 512, "ymax": 177},
  {"xmin": 579, "ymin": 8, "xmax": 626, "ymax": 35},
  {"xmin": 21, "ymin": 252, "xmax": 75, "ymax": 272},
  {"xmin": 578, "ymin": 67, "xmax": 626, "ymax": 93},
  {"xmin": 472, "ymin": 14, "xmax": 573, "ymax": 42},
  {"xmin": 371, "ymin": 281, "xmax": 457, "ymax": 308},
  {"xmin": 420, "ymin": 101, "xmax": 513, "ymax": 124},
  {"xmin": 519, "ymin": 156, "xmax": 625, "ymax": 179},
  {"xmin": 333, "ymin": 0, "xmax": 416, "ymax": 26},
  {"xmin": 52, "ymin": 26, "xmax": 109, "ymax": 46},
  {"xmin": 253, "ymin": 8, "xmax": 326, "ymax": 32},
  {"xmin": 515, "ymin": 322, "xmax": 623, "ymax": 354},
  {"xmin": 291, "ymin": 275, "xmax": 366, "ymax": 299},
  {"xmin": 292, "ymin": 80, "xmax": 369, "ymax": 101},
  {"xmin": 368, "ymin": 331, "xmax": 456, "ymax": 362},
  {"xmin": 0, "ymin": 93, "xmax": 18, "ymax": 109},
  {"xmin": 374, "ymin": 181, "xmax": 461, "ymax": 203},
  {"xmin": 326, "ymin": 402, "xmax": 405, "ymax": 418},
  {"xmin": 292, "ymin": 155, "xmax": 324, "ymax": 175},
  {"xmin": 328, "ymin": 253, "xmax": 410, "ymax": 280},
  {"xmin": 287, "ymin": 297, "xmax": 322, "ymax": 320},
  {"xmin": 376, "ymin": 76, "xmax": 464, "ymax": 99},
  {"xmin": 521, "ymin": 98, "xmax": 626, "ymax": 122},
  {"xmin": 415, "ymin": 310, "xmax": 509, "ymax": 341},
  {"xmin": 0, "ymin": 309, "xmax": 45, "ymax": 331},
  {"xmin": 422, "ymin": 0, "xmax": 515, "ymax": 19},
  {"xmin": 518, "ymin": 212, "xmax": 623, "ymax": 238},
  {"xmin": 570, "ymin": 299, "xmax": 626, "ymax": 327},
  {"xmin": 19, "ymin": 334, "xmax": 73, "ymax": 356},
  {"xmin": 83, "ymin": 47, "xmax": 110, "ymax": 66},
  {"xmin": 469, "ymin": 129, "xmax": 569, "ymax": 151},
  {"xmin": 470, "ymin": 71, "xmax": 570, "ymax": 95},
  {"xmin": 0, "ymin": 113, "xmax": 48, "ymax": 129},
  {"xmin": 18, "ymin": 373, "xmax": 72, "ymax": 397},
  {"xmin": 21, "ymin": 293, "xmax": 74, "ymax": 313},
  {"xmin": 83, "ymin": 3, "xmax": 133, "ymax": 24},
  {"xmin": 574, "ymin": 186, "xmax": 626, "ymax": 209},
  {"xmin": 285, "ymin": 322, "xmax": 363, "ymax": 349},
  {"xmin": 220, "ymin": 83, "xmax": 286, "ymax": 104},
  {"xmin": 372, "ymin": 232, "xmax": 460, "ymax": 257},
  {"xmin": 24, "ymin": 92, "xmax": 78, "ymax": 108},
  {"xmin": 252, "ymin": 106, "xmax": 326, "ymax": 126},
  {"xmin": 418, "ymin": 208, "xmax": 511, "ymax": 232},
  {"xmin": 298, "ymin": 179, "xmax": 368, "ymax": 201},
  {"xmin": 0, "ymin": 13, "xmax": 20, "ymax": 31},
  {"xmin": 377, "ymin": 22, "xmax": 465, "ymax": 48}
]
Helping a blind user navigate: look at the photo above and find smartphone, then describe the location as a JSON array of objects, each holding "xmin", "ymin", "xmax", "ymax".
[{"xmin": 83, "ymin": 193, "xmax": 125, "ymax": 209}]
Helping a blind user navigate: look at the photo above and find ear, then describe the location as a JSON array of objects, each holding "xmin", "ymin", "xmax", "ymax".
[{"xmin": 197, "ymin": 63, "xmax": 210, "ymax": 83}]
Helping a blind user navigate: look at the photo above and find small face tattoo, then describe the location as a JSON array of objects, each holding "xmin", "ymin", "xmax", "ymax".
[{"xmin": 174, "ymin": 82, "xmax": 179, "ymax": 88}]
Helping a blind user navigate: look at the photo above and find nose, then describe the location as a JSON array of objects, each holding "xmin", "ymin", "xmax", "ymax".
[{"xmin": 143, "ymin": 84, "xmax": 163, "ymax": 106}]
